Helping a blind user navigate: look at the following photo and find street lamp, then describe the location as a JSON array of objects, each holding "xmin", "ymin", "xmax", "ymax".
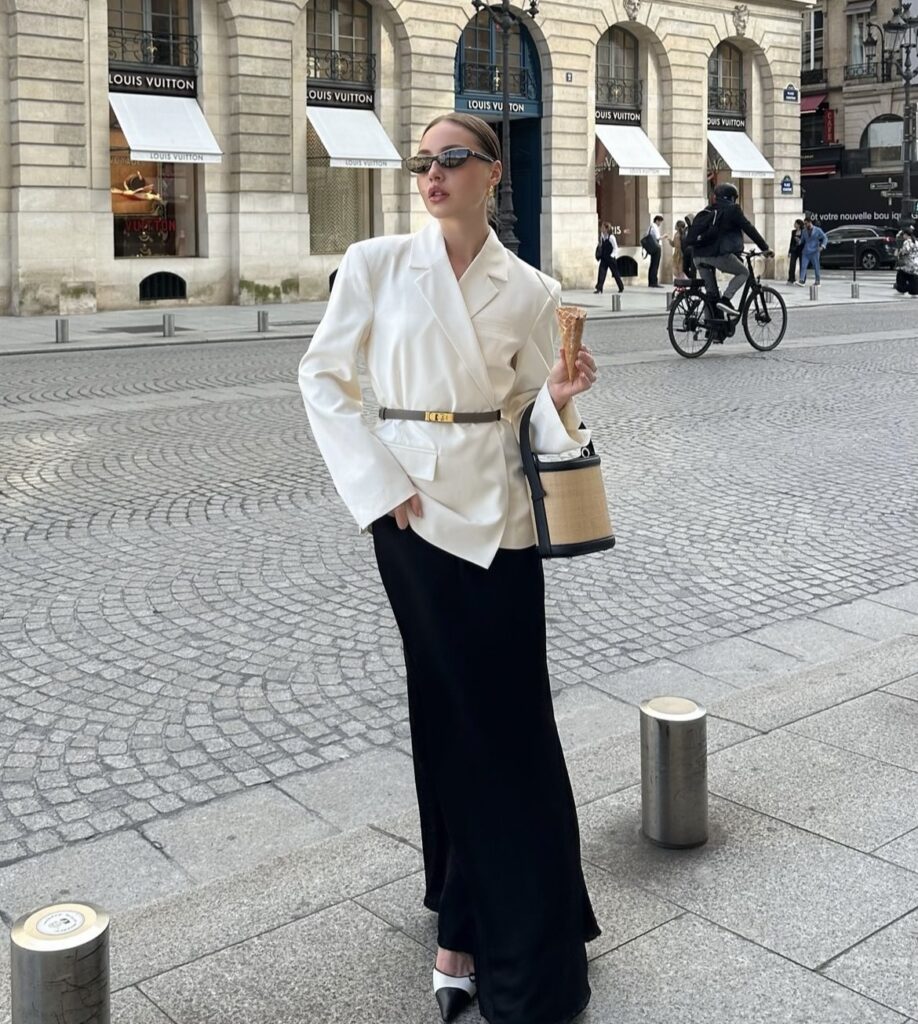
[
  {"xmin": 865, "ymin": 2, "xmax": 918, "ymax": 227},
  {"xmin": 470, "ymin": 0, "xmax": 539, "ymax": 254}
]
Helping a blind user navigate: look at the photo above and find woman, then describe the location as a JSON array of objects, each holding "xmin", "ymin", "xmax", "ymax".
[
  {"xmin": 894, "ymin": 225, "xmax": 918, "ymax": 295},
  {"xmin": 669, "ymin": 219, "xmax": 686, "ymax": 280},
  {"xmin": 787, "ymin": 218, "xmax": 804, "ymax": 285},
  {"xmin": 594, "ymin": 221, "xmax": 624, "ymax": 294},
  {"xmin": 681, "ymin": 213, "xmax": 696, "ymax": 278},
  {"xmin": 298, "ymin": 112, "xmax": 602, "ymax": 1024}
]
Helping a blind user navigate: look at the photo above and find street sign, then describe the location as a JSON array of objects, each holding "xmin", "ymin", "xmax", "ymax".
[
  {"xmin": 870, "ymin": 179, "xmax": 898, "ymax": 190},
  {"xmin": 881, "ymin": 190, "xmax": 903, "ymax": 198},
  {"xmin": 783, "ymin": 84, "xmax": 799, "ymax": 102},
  {"xmin": 781, "ymin": 175, "xmax": 793, "ymax": 195}
]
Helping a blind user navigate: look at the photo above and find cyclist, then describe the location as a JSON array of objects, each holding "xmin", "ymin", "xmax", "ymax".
[{"xmin": 692, "ymin": 183, "xmax": 773, "ymax": 331}]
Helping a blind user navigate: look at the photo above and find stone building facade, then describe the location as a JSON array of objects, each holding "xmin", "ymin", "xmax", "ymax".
[
  {"xmin": 800, "ymin": 0, "xmax": 917, "ymax": 230},
  {"xmin": 0, "ymin": 0, "xmax": 809, "ymax": 315}
]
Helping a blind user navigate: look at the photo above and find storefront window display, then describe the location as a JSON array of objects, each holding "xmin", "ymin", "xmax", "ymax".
[{"xmin": 110, "ymin": 119, "xmax": 198, "ymax": 257}]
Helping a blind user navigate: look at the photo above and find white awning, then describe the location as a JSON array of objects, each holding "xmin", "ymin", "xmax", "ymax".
[
  {"xmin": 109, "ymin": 92, "xmax": 222, "ymax": 164},
  {"xmin": 708, "ymin": 130, "xmax": 774, "ymax": 179},
  {"xmin": 595, "ymin": 124, "xmax": 670, "ymax": 176},
  {"xmin": 307, "ymin": 106, "xmax": 402, "ymax": 169}
]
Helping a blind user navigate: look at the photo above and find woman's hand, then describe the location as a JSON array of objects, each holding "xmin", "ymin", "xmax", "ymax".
[
  {"xmin": 547, "ymin": 346, "xmax": 597, "ymax": 412},
  {"xmin": 388, "ymin": 493, "xmax": 423, "ymax": 530}
]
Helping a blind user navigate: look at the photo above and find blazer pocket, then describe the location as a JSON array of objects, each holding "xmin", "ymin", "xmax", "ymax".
[{"xmin": 380, "ymin": 439, "xmax": 438, "ymax": 482}]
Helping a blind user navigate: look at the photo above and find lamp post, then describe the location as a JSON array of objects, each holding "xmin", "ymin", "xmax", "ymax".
[
  {"xmin": 865, "ymin": 3, "xmax": 918, "ymax": 227},
  {"xmin": 470, "ymin": 0, "xmax": 539, "ymax": 254}
]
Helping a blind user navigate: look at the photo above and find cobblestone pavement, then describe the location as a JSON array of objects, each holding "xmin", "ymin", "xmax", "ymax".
[{"xmin": 1, "ymin": 306, "xmax": 917, "ymax": 866}]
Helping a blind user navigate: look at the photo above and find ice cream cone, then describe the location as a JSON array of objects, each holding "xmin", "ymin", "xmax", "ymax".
[{"xmin": 556, "ymin": 305, "xmax": 587, "ymax": 382}]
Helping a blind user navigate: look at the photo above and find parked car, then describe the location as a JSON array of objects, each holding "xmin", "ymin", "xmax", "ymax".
[{"xmin": 819, "ymin": 225, "xmax": 898, "ymax": 270}]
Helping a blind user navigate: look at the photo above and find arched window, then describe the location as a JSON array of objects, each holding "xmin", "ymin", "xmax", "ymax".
[
  {"xmin": 861, "ymin": 115, "xmax": 903, "ymax": 167},
  {"xmin": 307, "ymin": 0, "xmax": 373, "ymax": 85},
  {"xmin": 455, "ymin": 12, "xmax": 540, "ymax": 100},
  {"xmin": 708, "ymin": 42, "xmax": 745, "ymax": 113},
  {"xmin": 596, "ymin": 27, "xmax": 641, "ymax": 109}
]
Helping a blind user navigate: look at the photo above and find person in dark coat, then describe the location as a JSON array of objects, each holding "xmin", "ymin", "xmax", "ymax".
[
  {"xmin": 787, "ymin": 218, "xmax": 804, "ymax": 285},
  {"xmin": 594, "ymin": 222, "xmax": 624, "ymax": 294}
]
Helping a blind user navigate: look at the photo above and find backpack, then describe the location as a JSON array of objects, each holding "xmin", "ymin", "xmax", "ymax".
[{"xmin": 684, "ymin": 207, "xmax": 719, "ymax": 249}]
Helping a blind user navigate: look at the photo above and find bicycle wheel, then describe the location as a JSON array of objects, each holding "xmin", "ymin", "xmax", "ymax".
[
  {"xmin": 742, "ymin": 285, "xmax": 787, "ymax": 351},
  {"xmin": 667, "ymin": 291, "xmax": 712, "ymax": 358}
]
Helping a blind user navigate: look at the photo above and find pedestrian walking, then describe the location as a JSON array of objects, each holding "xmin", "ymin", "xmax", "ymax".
[
  {"xmin": 298, "ymin": 111, "xmax": 602, "ymax": 1024},
  {"xmin": 681, "ymin": 213, "xmax": 697, "ymax": 278},
  {"xmin": 594, "ymin": 221, "xmax": 624, "ymax": 294},
  {"xmin": 787, "ymin": 218, "xmax": 804, "ymax": 284},
  {"xmin": 642, "ymin": 214, "xmax": 667, "ymax": 287},
  {"xmin": 669, "ymin": 219, "xmax": 687, "ymax": 279},
  {"xmin": 893, "ymin": 225, "xmax": 918, "ymax": 295},
  {"xmin": 797, "ymin": 217, "xmax": 827, "ymax": 285}
]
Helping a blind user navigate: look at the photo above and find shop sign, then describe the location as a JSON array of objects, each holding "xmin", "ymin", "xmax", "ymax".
[
  {"xmin": 781, "ymin": 175, "xmax": 793, "ymax": 195},
  {"xmin": 707, "ymin": 113, "xmax": 746, "ymax": 131},
  {"xmin": 783, "ymin": 84, "xmax": 799, "ymax": 102},
  {"xmin": 307, "ymin": 86, "xmax": 375, "ymax": 110},
  {"xmin": 596, "ymin": 107, "xmax": 642, "ymax": 127},
  {"xmin": 454, "ymin": 95, "xmax": 542, "ymax": 118},
  {"xmin": 108, "ymin": 70, "xmax": 196, "ymax": 98}
]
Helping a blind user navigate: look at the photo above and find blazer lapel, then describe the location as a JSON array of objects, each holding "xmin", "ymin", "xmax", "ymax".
[
  {"xmin": 410, "ymin": 222, "xmax": 499, "ymax": 404},
  {"xmin": 461, "ymin": 228, "xmax": 508, "ymax": 320}
]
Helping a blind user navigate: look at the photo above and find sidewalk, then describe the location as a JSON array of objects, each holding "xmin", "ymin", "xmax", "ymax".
[
  {"xmin": 0, "ymin": 587, "xmax": 916, "ymax": 1023},
  {"xmin": 0, "ymin": 271, "xmax": 899, "ymax": 358}
]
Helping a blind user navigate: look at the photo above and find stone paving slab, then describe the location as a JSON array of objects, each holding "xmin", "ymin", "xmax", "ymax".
[
  {"xmin": 0, "ymin": 829, "xmax": 191, "ymax": 923},
  {"xmin": 276, "ymin": 747, "xmax": 418, "ymax": 831},
  {"xmin": 551, "ymin": 684, "xmax": 640, "ymax": 751},
  {"xmin": 587, "ymin": 657, "xmax": 739, "ymax": 708},
  {"xmin": 874, "ymin": 828, "xmax": 918, "ymax": 872},
  {"xmin": 812, "ymin": 598, "xmax": 918, "ymax": 640},
  {"xmin": 822, "ymin": 908, "xmax": 918, "ymax": 1020},
  {"xmin": 578, "ymin": 786, "xmax": 918, "ymax": 969},
  {"xmin": 742, "ymin": 616, "xmax": 876, "ymax": 663},
  {"xmin": 140, "ymin": 784, "xmax": 339, "ymax": 884},
  {"xmin": 580, "ymin": 913, "xmax": 906, "ymax": 1024},
  {"xmin": 708, "ymin": 730, "xmax": 918, "ymax": 851},
  {"xmin": 671, "ymin": 635, "xmax": 804, "ymax": 688},
  {"xmin": 787, "ymin": 692, "xmax": 918, "ymax": 773},
  {"xmin": 871, "ymin": 582, "xmax": 918, "ymax": 614},
  {"xmin": 708, "ymin": 636, "xmax": 918, "ymax": 732},
  {"xmin": 139, "ymin": 899, "xmax": 432, "ymax": 1024},
  {"xmin": 110, "ymin": 826, "xmax": 420, "ymax": 988},
  {"xmin": 112, "ymin": 987, "xmax": 177, "ymax": 1024},
  {"xmin": 885, "ymin": 673, "xmax": 918, "ymax": 701}
]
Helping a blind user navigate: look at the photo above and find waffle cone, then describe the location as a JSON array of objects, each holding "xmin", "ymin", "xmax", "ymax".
[{"xmin": 556, "ymin": 305, "xmax": 587, "ymax": 382}]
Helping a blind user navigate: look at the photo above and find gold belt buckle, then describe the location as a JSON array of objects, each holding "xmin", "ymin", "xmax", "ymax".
[{"xmin": 425, "ymin": 410, "xmax": 455, "ymax": 423}]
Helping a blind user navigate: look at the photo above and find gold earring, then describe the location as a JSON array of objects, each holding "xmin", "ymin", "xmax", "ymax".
[{"xmin": 488, "ymin": 185, "xmax": 496, "ymax": 198}]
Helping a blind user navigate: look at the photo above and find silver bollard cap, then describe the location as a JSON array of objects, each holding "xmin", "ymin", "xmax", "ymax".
[
  {"xmin": 640, "ymin": 695, "xmax": 706, "ymax": 721},
  {"xmin": 10, "ymin": 902, "xmax": 109, "ymax": 953}
]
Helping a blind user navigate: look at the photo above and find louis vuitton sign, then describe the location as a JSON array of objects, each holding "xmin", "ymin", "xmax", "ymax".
[
  {"xmin": 596, "ymin": 107, "xmax": 642, "ymax": 126},
  {"xmin": 108, "ymin": 70, "xmax": 197, "ymax": 98},
  {"xmin": 307, "ymin": 86, "xmax": 375, "ymax": 110}
]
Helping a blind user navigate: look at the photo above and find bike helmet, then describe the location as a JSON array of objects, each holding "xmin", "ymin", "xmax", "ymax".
[{"xmin": 713, "ymin": 182, "xmax": 739, "ymax": 202}]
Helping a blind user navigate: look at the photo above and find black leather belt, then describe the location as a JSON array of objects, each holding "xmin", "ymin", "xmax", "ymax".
[{"xmin": 378, "ymin": 408, "xmax": 501, "ymax": 424}]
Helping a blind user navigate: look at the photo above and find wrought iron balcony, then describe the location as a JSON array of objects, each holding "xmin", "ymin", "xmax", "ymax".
[
  {"xmin": 307, "ymin": 48, "xmax": 376, "ymax": 87},
  {"xmin": 801, "ymin": 67, "xmax": 827, "ymax": 85},
  {"xmin": 708, "ymin": 86, "xmax": 747, "ymax": 114},
  {"xmin": 108, "ymin": 27, "xmax": 198, "ymax": 70},
  {"xmin": 596, "ymin": 75, "xmax": 642, "ymax": 109},
  {"xmin": 844, "ymin": 60, "xmax": 893, "ymax": 82},
  {"xmin": 456, "ymin": 62, "xmax": 539, "ymax": 101}
]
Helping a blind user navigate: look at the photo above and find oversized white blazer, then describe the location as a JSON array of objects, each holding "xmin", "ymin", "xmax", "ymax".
[{"xmin": 297, "ymin": 219, "xmax": 589, "ymax": 569}]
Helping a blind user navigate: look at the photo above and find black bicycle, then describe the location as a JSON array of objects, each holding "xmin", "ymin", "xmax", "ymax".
[{"xmin": 667, "ymin": 251, "xmax": 788, "ymax": 358}]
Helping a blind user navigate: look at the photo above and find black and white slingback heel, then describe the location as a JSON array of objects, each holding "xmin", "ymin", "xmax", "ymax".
[{"xmin": 432, "ymin": 967, "xmax": 477, "ymax": 1022}]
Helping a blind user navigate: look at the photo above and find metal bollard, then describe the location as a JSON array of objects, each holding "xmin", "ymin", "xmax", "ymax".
[
  {"xmin": 162, "ymin": 313, "xmax": 175, "ymax": 337},
  {"xmin": 665, "ymin": 290, "xmax": 674, "ymax": 310},
  {"xmin": 54, "ymin": 319, "xmax": 70, "ymax": 344},
  {"xmin": 809, "ymin": 284, "xmax": 819, "ymax": 301},
  {"xmin": 640, "ymin": 696, "xmax": 708, "ymax": 849},
  {"xmin": 610, "ymin": 292, "xmax": 622, "ymax": 312},
  {"xmin": 257, "ymin": 309, "xmax": 270, "ymax": 333},
  {"xmin": 11, "ymin": 902, "xmax": 111, "ymax": 1023},
  {"xmin": 851, "ymin": 282, "xmax": 860, "ymax": 299}
]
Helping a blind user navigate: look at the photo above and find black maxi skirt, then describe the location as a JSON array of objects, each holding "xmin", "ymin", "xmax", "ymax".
[{"xmin": 372, "ymin": 514, "xmax": 602, "ymax": 1024}]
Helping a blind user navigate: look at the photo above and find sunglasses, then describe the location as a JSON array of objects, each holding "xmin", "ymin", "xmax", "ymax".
[{"xmin": 404, "ymin": 147, "xmax": 496, "ymax": 174}]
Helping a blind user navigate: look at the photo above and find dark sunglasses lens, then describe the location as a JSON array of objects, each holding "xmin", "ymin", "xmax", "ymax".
[
  {"xmin": 438, "ymin": 149, "xmax": 470, "ymax": 168},
  {"xmin": 404, "ymin": 156, "xmax": 432, "ymax": 174}
]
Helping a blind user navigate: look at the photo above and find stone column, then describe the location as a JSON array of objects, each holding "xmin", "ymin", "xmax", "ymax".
[{"xmin": 8, "ymin": 0, "xmax": 98, "ymax": 314}]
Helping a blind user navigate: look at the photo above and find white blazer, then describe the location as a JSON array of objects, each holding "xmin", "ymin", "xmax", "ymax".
[{"xmin": 297, "ymin": 219, "xmax": 589, "ymax": 569}]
